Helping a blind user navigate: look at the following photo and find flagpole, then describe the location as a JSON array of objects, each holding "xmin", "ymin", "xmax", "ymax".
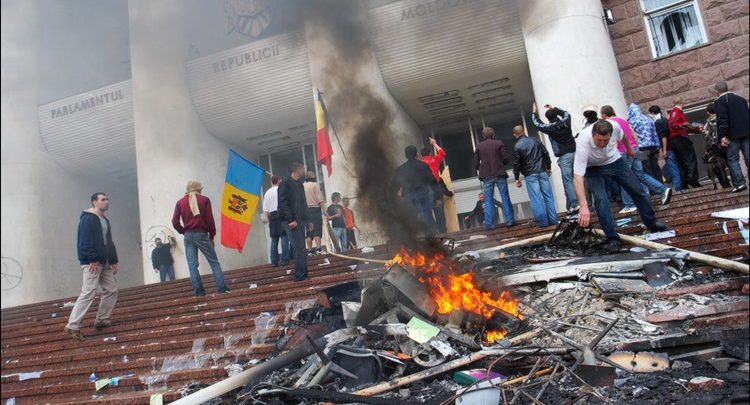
[{"xmin": 318, "ymin": 91, "xmax": 348, "ymax": 161}]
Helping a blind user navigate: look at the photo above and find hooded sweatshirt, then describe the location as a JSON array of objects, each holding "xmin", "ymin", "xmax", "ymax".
[
  {"xmin": 77, "ymin": 208, "xmax": 118, "ymax": 265},
  {"xmin": 627, "ymin": 104, "xmax": 660, "ymax": 150}
]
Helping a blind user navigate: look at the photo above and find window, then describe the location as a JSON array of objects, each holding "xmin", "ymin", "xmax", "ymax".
[{"xmin": 642, "ymin": 0, "xmax": 707, "ymax": 58}]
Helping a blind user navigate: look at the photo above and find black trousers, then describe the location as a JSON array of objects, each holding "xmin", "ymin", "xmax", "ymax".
[
  {"xmin": 640, "ymin": 147, "xmax": 663, "ymax": 185},
  {"xmin": 670, "ymin": 136, "xmax": 700, "ymax": 187}
]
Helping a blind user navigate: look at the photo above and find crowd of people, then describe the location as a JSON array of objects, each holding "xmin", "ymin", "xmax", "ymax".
[{"xmin": 63, "ymin": 82, "xmax": 748, "ymax": 341}]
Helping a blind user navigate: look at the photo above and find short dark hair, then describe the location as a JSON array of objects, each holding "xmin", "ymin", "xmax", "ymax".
[
  {"xmin": 706, "ymin": 102, "xmax": 716, "ymax": 114},
  {"xmin": 544, "ymin": 108, "xmax": 558, "ymax": 122},
  {"xmin": 405, "ymin": 145, "xmax": 418, "ymax": 159},
  {"xmin": 342, "ymin": 197, "xmax": 350, "ymax": 203},
  {"xmin": 271, "ymin": 175, "xmax": 281, "ymax": 185},
  {"xmin": 715, "ymin": 81, "xmax": 729, "ymax": 93},
  {"xmin": 592, "ymin": 120, "xmax": 613, "ymax": 136},
  {"xmin": 648, "ymin": 105, "xmax": 662, "ymax": 115},
  {"xmin": 600, "ymin": 105, "xmax": 615, "ymax": 117},
  {"xmin": 289, "ymin": 162, "xmax": 304, "ymax": 172},
  {"xmin": 331, "ymin": 192, "xmax": 341, "ymax": 201},
  {"xmin": 90, "ymin": 192, "xmax": 107, "ymax": 205},
  {"xmin": 583, "ymin": 110, "xmax": 598, "ymax": 124},
  {"xmin": 421, "ymin": 147, "xmax": 432, "ymax": 157},
  {"xmin": 482, "ymin": 127, "xmax": 495, "ymax": 139}
]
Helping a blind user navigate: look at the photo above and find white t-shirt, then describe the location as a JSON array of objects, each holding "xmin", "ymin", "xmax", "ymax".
[
  {"xmin": 573, "ymin": 120, "xmax": 624, "ymax": 176},
  {"xmin": 262, "ymin": 186, "xmax": 278, "ymax": 213}
]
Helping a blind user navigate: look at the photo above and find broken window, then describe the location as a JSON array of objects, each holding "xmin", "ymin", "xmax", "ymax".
[{"xmin": 642, "ymin": 0, "xmax": 707, "ymax": 58}]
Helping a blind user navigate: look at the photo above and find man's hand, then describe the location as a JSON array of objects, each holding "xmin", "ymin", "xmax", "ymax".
[
  {"xmin": 307, "ymin": 223, "xmax": 313, "ymax": 232},
  {"xmin": 627, "ymin": 149, "xmax": 635, "ymax": 159},
  {"xmin": 289, "ymin": 221, "xmax": 298, "ymax": 229},
  {"xmin": 660, "ymin": 149, "xmax": 667, "ymax": 159},
  {"xmin": 111, "ymin": 263, "xmax": 119, "ymax": 275},
  {"xmin": 210, "ymin": 239, "xmax": 215, "ymax": 248},
  {"xmin": 578, "ymin": 206, "xmax": 591, "ymax": 227},
  {"xmin": 544, "ymin": 104, "xmax": 553, "ymax": 109},
  {"xmin": 532, "ymin": 102, "xmax": 537, "ymax": 113},
  {"xmin": 429, "ymin": 137, "xmax": 437, "ymax": 146},
  {"xmin": 721, "ymin": 137, "xmax": 730, "ymax": 147},
  {"xmin": 464, "ymin": 215, "xmax": 470, "ymax": 221},
  {"xmin": 547, "ymin": 169, "xmax": 552, "ymax": 176},
  {"xmin": 515, "ymin": 180, "xmax": 523, "ymax": 188},
  {"xmin": 88, "ymin": 262, "xmax": 101, "ymax": 274}
]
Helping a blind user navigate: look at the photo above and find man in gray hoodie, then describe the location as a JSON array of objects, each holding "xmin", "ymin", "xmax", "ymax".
[{"xmin": 65, "ymin": 192, "xmax": 119, "ymax": 341}]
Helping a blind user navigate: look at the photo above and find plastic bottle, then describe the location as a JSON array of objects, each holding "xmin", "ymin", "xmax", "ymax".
[{"xmin": 89, "ymin": 372, "xmax": 97, "ymax": 382}]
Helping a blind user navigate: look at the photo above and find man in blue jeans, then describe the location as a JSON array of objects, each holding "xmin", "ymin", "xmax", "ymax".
[
  {"xmin": 574, "ymin": 121, "xmax": 668, "ymax": 253},
  {"xmin": 393, "ymin": 145, "xmax": 437, "ymax": 235},
  {"xmin": 262, "ymin": 175, "xmax": 290, "ymax": 267},
  {"xmin": 512, "ymin": 126, "xmax": 558, "ymax": 227},
  {"xmin": 278, "ymin": 162, "xmax": 310, "ymax": 281},
  {"xmin": 714, "ymin": 81, "xmax": 750, "ymax": 193},
  {"xmin": 172, "ymin": 180, "xmax": 228, "ymax": 296},
  {"xmin": 474, "ymin": 127, "xmax": 515, "ymax": 229}
]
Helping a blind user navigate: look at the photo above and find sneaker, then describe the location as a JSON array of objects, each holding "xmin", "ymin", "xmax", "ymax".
[
  {"xmin": 605, "ymin": 239, "xmax": 622, "ymax": 254},
  {"xmin": 661, "ymin": 188, "xmax": 673, "ymax": 205},
  {"xmin": 316, "ymin": 249, "xmax": 326, "ymax": 256},
  {"xmin": 732, "ymin": 185, "xmax": 748, "ymax": 193},
  {"xmin": 648, "ymin": 220, "xmax": 668, "ymax": 232},
  {"xmin": 195, "ymin": 291, "xmax": 206, "ymax": 297},
  {"xmin": 65, "ymin": 327, "xmax": 86, "ymax": 341},
  {"xmin": 218, "ymin": 288, "xmax": 230, "ymax": 294},
  {"xmin": 94, "ymin": 319, "xmax": 112, "ymax": 329},
  {"xmin": 618, "ymin": 206, "xmax": 637, "ymax": 214},
  {"xmin": 567, "ymin": 205, "xmax": 580, "ymax": 215},
  {"xmin": 307, "ymin": 250, "xmax": 315, "ymax": 257}
]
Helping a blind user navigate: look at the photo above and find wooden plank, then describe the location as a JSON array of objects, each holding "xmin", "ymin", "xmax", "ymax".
[
  {"xmin": 686, "ymin": 310, "xmax": 750, "ymax": 330},
  {"xmin": 441, "ymin": 165, "xmax": 459, "ymax": 233},
  {"xmin": 655, "ymin": 277, "xmax": 749, "ymax": 298},
  {"xmin": 645, "ymin": 300, "xmax": 749, "ymax": 323}
]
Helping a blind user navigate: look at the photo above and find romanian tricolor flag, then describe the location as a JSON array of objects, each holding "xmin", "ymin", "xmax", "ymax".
[
  {"xmin": 220, "ymin": 149, "xmax": 264, "ymax": 252},
  {"xmin": 314, "ymin": 88, "xmax": 334, "ymax": 177}
]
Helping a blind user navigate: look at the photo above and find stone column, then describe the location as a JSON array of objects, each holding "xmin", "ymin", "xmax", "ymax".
[
  {"xmin": 518, "ymin": 0, "xmax": 628, "ymax": 212},
  {"xmin": 128, "ymin": 0, "xmax": 267, "ymax": 284}
]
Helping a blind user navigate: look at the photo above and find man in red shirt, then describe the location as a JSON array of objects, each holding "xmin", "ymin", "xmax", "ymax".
[
  {"xmin": 421, "ymin": 137, "xmax": 448, "ymax": 233},
  {"xmin": 668, "ymin": 97, "xmax": 703, "ymax": 188},
  {"xmin": 172, "ymin": 180, "xmax": 228, "ymax": 296}
]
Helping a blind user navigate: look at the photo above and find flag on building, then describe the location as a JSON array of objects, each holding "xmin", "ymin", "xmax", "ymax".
[
  {"xmin": 220, "ymin": 149, "xmax": 265, "ymax": 252},
  {"xmin": 314, "ymin": 88, "xmax": 334, "ymax": 177}
]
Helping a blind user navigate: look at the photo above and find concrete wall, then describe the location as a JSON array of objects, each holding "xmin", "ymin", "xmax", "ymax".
[
  {"xmin": 128, "ymin": 0, "xmax": 267, "ymax": 287},
  {"xmin": 605, "ymin": 0, "xmax": 749, "ymax": 110},
  {"xmin": 303, "ymin": 3, "xmax": 423, "ymax": 248},
  {"xmin": 1, "ymin": 0, "xmax": 143, "ymax": 308}
]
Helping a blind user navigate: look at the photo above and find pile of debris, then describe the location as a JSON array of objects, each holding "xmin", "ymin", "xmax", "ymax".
[{"xmin": 174, "ymin": 222, "xmax": 749, "ymax": 405}]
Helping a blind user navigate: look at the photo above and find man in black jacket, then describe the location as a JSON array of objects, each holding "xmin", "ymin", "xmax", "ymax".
[
  {"xmin": 474, "ymin": 127, "xmax": 515, "ymax": 229},
  {"xmin": 714, "ymin": 81, "xmax": 749, "ymax": 193},
  {"xmin": 531, "ymin": 102, "xmax": 578, "ymax": 213},
  {"xmin": 650, "ymin": 105, "xmax": 683, "ymax": 191},
  {"xmin": 512, "ymin": 126, "xmax": 558, "ymax": 227},
  {"xmin": 65, "ymin": 192, "xmax": 119, "ymax": 341},
  {"xmin": 393, "ymin": 145, "xmax": 437, "ymax": 234},
  {"xmin": 278, "ymin": 162, "xmax": 309, "ymax": 281},
  {"xmin": 151, "ymin": 236, "xmax": 176, "ymax": 282}
]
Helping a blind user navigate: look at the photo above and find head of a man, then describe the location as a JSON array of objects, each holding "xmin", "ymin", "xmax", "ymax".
[
  {"xmin": 421, "ymin": 146, "xmax": 432, "ymax": 157},
  {"xmin": 482, "ymin": 127, "xmax": 495, "ymax": 140},
  {"xmin": 91, "ymin": 192, "xmax": 109, "ymax": 212},
  {"xmin": 706, "ymin": 102, "xmax": 716, "ymax": 116},
  {"xmin": 648, "ymin": 105, "xmax": 662, "ymax": 118},
  {"xmin": 478, "ymin": 192, "xmax": 485, "ymax": 202},
  {"xmin": 271, "ymin": 175, "xmax": 281, "ymax": 186},
  {"xmin": 404, "ymin": 145, "xmax": 418, "ymax": 159},
  {"xmin": 512, "ymin": 125, "xmax": 525, "ymax": 139},
  {"xmin": 186, "ymin": 180, "xmax": 203, "ymax": 194},
  {"xmin": 714, "ymin": 81, "xmax": 729, "ymax": 96},
  {"xmin": 342, "ymin": 197, "xmax": 350, "ymax": 207},
  {"xmin": 331, "ymin": 192, "xmax": 341, "ymax": 203},
  {"xmin": 591, "ymin": 120, "xmax": 614, "ymax": 149},
  {"xmin": 544, "ymin": 108, "xmax": 558, "ymax": 122},
  {"xmin": 155, "ymin": 237, "xmax": 163, "ymax": 246},
  {"xmin": 305, "ymin": 171, "xmax": 316, "ymax": 182},
  {"xmin": 672, "ymin": 97, "xmax": 684, "ymax": 108},
  {"xmin": 600, "ymin": 105, "xmax": 616, "ymax": 119},
  {"xmin": 289, "ymin": 162, "xmax": 305, "ymax": 179}
]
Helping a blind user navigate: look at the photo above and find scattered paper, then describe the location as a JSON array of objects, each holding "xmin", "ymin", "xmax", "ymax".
[
  {"xmin": 18, "ymin": 371, "xmax": 42, "ymax": 381},
  {"xmin": 95, "ymin": 378, "xmax": 111, "ymax": 391},
  {"xmin": 645, "ymin": 230, "xmax": 676, "ymax": 241},
  {"xmin": 468, "ymin": 235, "xmax": 487, "ymax": 240},
  {"xmin": 406, "ymin": 317, "xmax": 439, "ymax": 344},
  {"xmin": 103, "ymin": 336, "xmax": 117, "ymax": 342},
  {"xmin": 149, "ymin": 393, "xmax": 164, "ymax": 405},
  {"xmin": 616, "ymin": 218, "xmax": 632, "ymax": 227},
  {"xmin": 249, "ymin": 283, "xmax": 258, "ymax": 289},
  {"xmin": 711, "ymin": 207, "xmax": 749, "ymax": 221},
  {"xmin": 317, "ymin": 258, "xmax": 331, "ymax": 266},
  {"xmin": 361, "ymin": 246, "xmax": 374, "ymax": 253}
]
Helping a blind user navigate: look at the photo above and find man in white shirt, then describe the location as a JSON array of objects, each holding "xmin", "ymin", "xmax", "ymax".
[
  {"xmin": 262, "ymin": 175, "xmax": 289, "ymax": 267},
  {"xmin": 574, "ymin": 120, "xmax": 668, "ymax": 252}
]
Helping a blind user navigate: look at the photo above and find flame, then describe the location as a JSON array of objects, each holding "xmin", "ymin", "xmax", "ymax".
[
  {"xmin": 386, "ymin": 248, "xmax": 523, "ymax": 321},
  {"xmin": 484, "ymin": 328, "xmax": 507, "ymax": 343}
]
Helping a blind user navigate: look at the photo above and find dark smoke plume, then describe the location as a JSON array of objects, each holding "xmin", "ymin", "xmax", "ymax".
[{"xmin": 304, "ymin": 0, "xmax": 431, "ymax": 248}]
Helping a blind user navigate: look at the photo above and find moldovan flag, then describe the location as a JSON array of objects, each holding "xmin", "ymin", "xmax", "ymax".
[
  {"xmin": 220, "ymin": 149, "xmax": 264, "ymax": 252},
  {"xmin": 314, "ymin": 88, "xmax": 334, "ymax": 177}
]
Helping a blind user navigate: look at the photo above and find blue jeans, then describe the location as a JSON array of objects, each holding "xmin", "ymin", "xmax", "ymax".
[
  {"xmin": 482, "ymin": 176, "xmax": 515, "ymax": 229},
  {"xmin": 333, "ymin": 227, "xmax": 348, "ymax": 252},
  {"xmin": 183, "ymin": 232, "xmax": 227, "ymax": 295},
  {"xmin": 726, "ymin": 137, "xmax": 750, "ymax": 188},
  {"xmin": 585, "ymin": 158, "xmax": 658, "ymax": 240},
  {"xmin": 664, "ymin": 150, "xmax": 682, "ymax": 191},
  {"xmin": 270, "ymin": 233, "xmax": 290, "ymax": 267},
  {"xmin": 158, "ymin": 264, "xmax": 175, "ymax": 283},
  {"xmin": 282, "ymin": 221, "xmax": 308, "ymax": 280},
  {"xmin": 405, "ymin": 189, "xmax": 436, "ymax": 235},
  {"xmin": 525, "ymin": 172, "xmax": 559, "ymax": 227},
  {"xmin": 557, "ymin": 153, "xmax": 578, "ymax": 210},
  {"xmin": 621, "ymin": 150, "xmax": 666, "ymax": 207}
]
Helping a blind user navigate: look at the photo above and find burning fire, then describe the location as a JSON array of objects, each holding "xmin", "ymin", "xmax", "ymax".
[{"xmin": 386, "ymin": 248, "xmax": 522, "ymax": 343}]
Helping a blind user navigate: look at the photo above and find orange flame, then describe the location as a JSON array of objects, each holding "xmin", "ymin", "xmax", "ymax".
[
  {"xmin": 484, "ymin": 328, "xmax": 507, "ymax": 343},
  {"xmin": 386, "ymin": 248, "xmax": 523, "ymax": 321}
]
